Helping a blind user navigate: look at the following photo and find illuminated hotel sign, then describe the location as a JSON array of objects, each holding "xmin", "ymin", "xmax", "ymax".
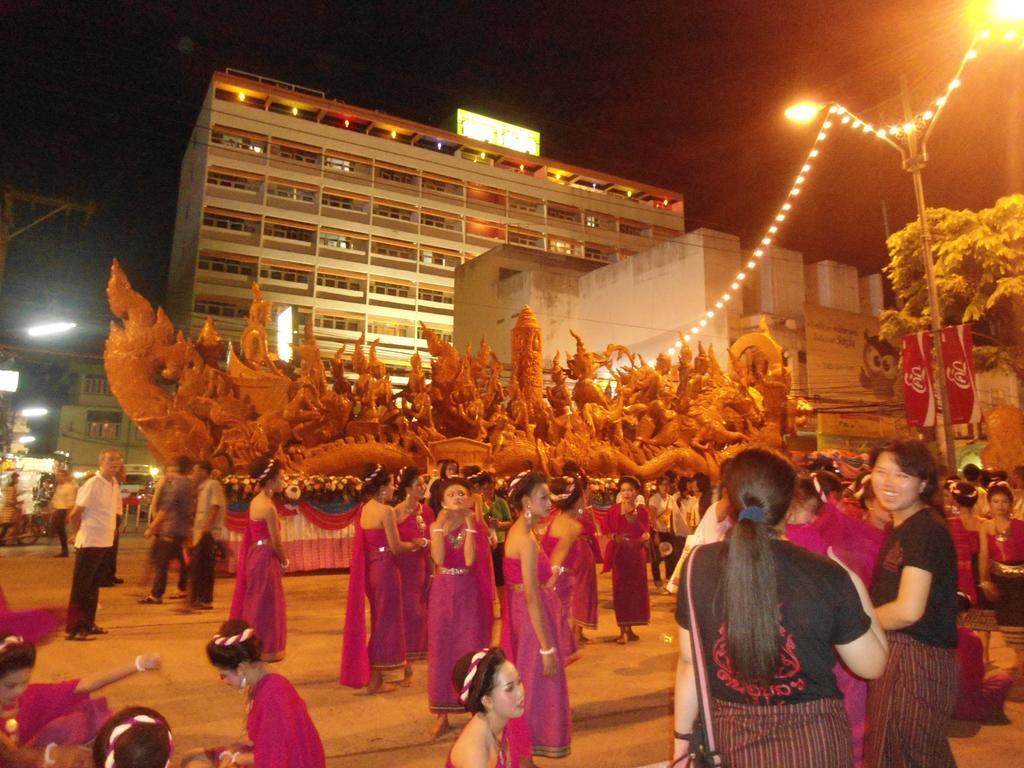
[{"xmin": 456, "ymin": 109, "xmax": 540, "ymax": 156}]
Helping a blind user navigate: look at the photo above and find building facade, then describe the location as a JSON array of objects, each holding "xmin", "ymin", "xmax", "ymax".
[
  {"xmin": 56, "ymin": 363, "xmax": 156, "ymax": 471},
  {"xmin": 169, "ymin": 69, "xmax": 685, "ymax": 382}
]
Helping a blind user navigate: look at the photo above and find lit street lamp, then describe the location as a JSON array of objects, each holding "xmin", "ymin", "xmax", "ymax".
[
  {"xmin": 20, "ymin": 407, "xmax": 48, "ymax": 418},
  {"xmin": 25, "ymin": 321, "xmax": 77, "ymax": 337}
]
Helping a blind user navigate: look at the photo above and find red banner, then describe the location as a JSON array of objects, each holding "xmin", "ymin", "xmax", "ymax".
[
  {"xmin": 940, "ymin": 324, "xmax": 981, "ymax": 425},
  {"xmin": 225, "ymin": 499, "xmax": 359, "ymax": 533},
  {"xmin": 901, "ymin": 331, "xmax": 935, "ymax": 427}
]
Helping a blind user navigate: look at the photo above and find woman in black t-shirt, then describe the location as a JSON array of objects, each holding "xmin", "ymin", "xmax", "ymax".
[
  {"xmin": 865, "ymin": 439, "xmax": 958, "ymax": 768},
  {"xmin": 672, "ymin": 447, "xmax": 887, "ymax": 768}
]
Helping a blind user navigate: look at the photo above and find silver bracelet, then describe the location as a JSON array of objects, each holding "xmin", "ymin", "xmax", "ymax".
[
  {"xmin": 44, "ymin": 743, "xmax": 58, "ymax": 767},
  {"xmin": 539, "ymin": 646, "xmax": 556, "ymax": 656}
]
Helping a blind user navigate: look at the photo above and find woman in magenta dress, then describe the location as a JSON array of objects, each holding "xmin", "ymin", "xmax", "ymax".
[
  {"xmin": 186, "ymin": 619, "xmax": 325, "ymax": 768},
  {"xmin": 447, "ymin": 647, "xmax": 524, "ymax": 768},
  {"xmin": 502, "ymin": 471, "xmax": 571, "ymax": 761},
  {"xmin": 571, "ymin": 478, "xmax": 602, "ymax": 645},
  {"xmin": 229, "ymin": 457, "xmax": 288, "ymax": 662},
  {"xmin": 393, "ymin": 467, "xmax": 434, "ymax": 661},
  {"xmin": 341, "ymin": 464, "xmax": 420, "ymax": 693},
  {"xmin": 0, "ymin": 622, "xmax": 161, "ymax": 768},
  {"xmin": 541, "ymin": 475, "xmax": 584, "ymax": 663},
  {"xmin": 980, "ymin": 481, "xmax": 1024, "ymax": 680},
  {"xmin": 428, "ymin": 477, "xmax": 493, "ymax": 739},
  {"xmin": 603, "ymin": 475, "xmax": 651, "ymax": 644}
]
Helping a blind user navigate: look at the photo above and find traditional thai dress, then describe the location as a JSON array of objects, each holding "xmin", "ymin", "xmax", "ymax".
[
  {"xmin": 602, "ymin": 503, "xmax": 651, "ymax": 627},
  {"xmin": 502, "ymin": 549, "xmax": 571, "ymax": 759},
  {"xmin": 540, "ymin": 524, "xmax": 579, "ymax": 659},
  {"xmin": 948, "ymin": 514, "xmax": 980, "ymax": 605},
  {"xmin": 572, "ymin": 510, "xmax": 601, "ymax": 630},
  {"xmin": 340, "ymin": 507, "xmax": 406, "ymax": 686},
  {"xmin": 445, "ymin": 731, "xmax": 511, "ymax": 768},
  {"xmin": 989, "ymin": 518, "xmax": 1024, "ymax": 650},
  {"xmin": 953, "ymin": 627, "xmax": 1013, "ymax": 721},
  {"xmin": 427, "ymin": 523, "xmax": 491, "ymax": 712},
  {"xmin": 397, "ymin": 503, "xmax": 434, "ymax": 660},
  {"xmin": 229, "ymin": 517, "xmax": 286, "ymax": 658},
  {"xmin": 0, "ymin": 680, "xmax": 110, "ymax": 766},
  {"xmin": 247, "ymin": 673, "xmax": 325, "ymax": 767}
]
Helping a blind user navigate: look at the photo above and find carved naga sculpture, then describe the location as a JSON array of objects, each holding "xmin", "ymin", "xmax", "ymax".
[{"xmin": 105, "ymin": 265, "xmax": 796, "ymax": 481}]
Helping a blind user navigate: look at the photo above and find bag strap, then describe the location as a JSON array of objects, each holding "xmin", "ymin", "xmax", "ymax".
[{"xmin": 685, "ymin": 545, "xmax": 720, "ymax": 763}]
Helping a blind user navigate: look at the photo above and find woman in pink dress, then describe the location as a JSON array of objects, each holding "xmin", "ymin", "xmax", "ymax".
[
  {"xmin": 186, "ymin": 619, "xmax": 325, "ymax": 768},
  {"xmin": 428, "ymin": 478, "xmax": 492, "ymax": 739},
  {"xmin": 980, "ymin": 481, "xmax": 1024, "ymax": 680},
  {"xmin": 393, "ymin": 467, "xmax": 434, "ymax": 662},
  {"xmin": 502, "ymin": 471, "xmax": 571, "ymax": 761},
  {"xmin": 570, "ymin": 477, "xmax": 602, "ymax": 645},
  {"xmin": 447, "ymin": 647, "xmax": 524, "ymax": 768},
  {"xmin": 603, "ymin": 476, "xmax": 651, "ymax": 644},
  {"xmin": 541, "ymin": 476, "xmax": 584, "ymax": 663},
  {"xmin": 229, "ymin": 457, "xmax": 287, "ymax": 662},
  {"xmin": 341, "ymin": 464, "xmax": 422, "ymax": 693},
  {"xmin": 0, "ymin": 629, "xmax": 161, "ymax": 767}
]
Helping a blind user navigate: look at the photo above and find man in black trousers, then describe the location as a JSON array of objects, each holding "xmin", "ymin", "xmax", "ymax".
[{"xmin": 65, "ymin": 449, "xmax": 123, "ymax": 640}]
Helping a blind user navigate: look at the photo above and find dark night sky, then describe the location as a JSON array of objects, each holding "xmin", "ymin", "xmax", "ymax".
[{"xmin": 1, "ymin": 0, "xmax": 1021, "ymax": 346}]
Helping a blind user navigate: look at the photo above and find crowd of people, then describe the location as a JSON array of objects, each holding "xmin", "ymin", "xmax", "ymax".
[{"xmin": 2, "ymin": 440, "xmax": 1023, "ymax": 766}]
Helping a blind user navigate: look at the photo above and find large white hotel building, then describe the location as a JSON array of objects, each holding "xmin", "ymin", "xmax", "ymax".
[{"xmin": 169, "ymin": 69, "xmax": 686, "ymax": 380}]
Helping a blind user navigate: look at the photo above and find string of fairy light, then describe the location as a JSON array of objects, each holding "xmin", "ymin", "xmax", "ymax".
[{"xmin": 674, "ymin": 27, "xmax": 1022, "ymax": 352}]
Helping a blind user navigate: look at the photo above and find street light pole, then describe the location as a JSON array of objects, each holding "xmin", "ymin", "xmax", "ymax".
[{"xmin": 899, "ymin": 77, "xmax": 958, "ymax": 471}]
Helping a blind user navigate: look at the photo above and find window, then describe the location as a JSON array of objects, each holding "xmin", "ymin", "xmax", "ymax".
[
  {"xmin": 421, "ymin": 212, "xmax": 461, "ymax": 232},
  {"xmin": 194, "ymin": 298, "xmax": 246, "ymax": 318},
  {"xmin": 271, "ymin": 144, "xmax": 321, "ymax": 166},
  {"xmin": 370, "ymin": 281, "xmax": 410, "ymax": 298},
  {"xmin": 203, "ymin": 211, "xmax": 258, "ymax": 233},
  {"xmin": 620, "ymin": 220, "xmax": 646, "ymax": 236},
  {"xmin": 367, "ymin": 319, "xmax": 413, "ymax": 338},
  {"xmin": 376, "ymin": 166, "xmax": 418, "ymax": 186},
  {"xmin": 324, "ymin": 154, "xmax": 371, "ymax": 176},
  {"xmin": 319, "ymin": 231, "xmax": 366, "ymax": 252},
  {"xmin": 86, "ymin": 410, "xmax": 121, "ymax": 439},
  {"xmin": 207, "ymin": 171, "xmax": 258, "ymax": 191},
  {"xmin": 372, "ymin": 241, "xmax": 417, "ymax": 261},
  {"xmin": 549, "ymin": 239, "xmax": 579, "ymax": 256},
  {"xmin": 509, "ymin": 230, "xmax": 544, "ymax": 249},
  {"xmin": 259, "ymin": 266, "xmax": 310, "ymax": 286},
  {"xmin": 264, "ymin": 222, "xmax": 314, "ymax": 243},
  {"xmin": 585, "ymin": 214, "xmax": 598, "ymax": 228},
  {"xmin": 420, "ymin": 249, "xmax": 460, "ymax": 268},
  {"xmin": 422, "ymin": 177, "xmax": 463, "ymax": 196},
  {"xmin": 509, "ymin": 195, "xmax": 543, "ymax": 214},
  {"xmin": 198, "ymin": 254, "xmax": 256, "ymax": 278},
  {"xmin": 372, "ymin": 203, "xmax": 415, "ymax": 223},
  {"xmin": 316, "ymin": 274, "xmax": 364, "ymax": 292},
  {"xmin": 548, "ymin": 205, "xmax": 580, "ymax": 223},
  {"xmin": 83, "ymin": 374, "xmax": 111, "ymax": 396},
  {"xmin": 322, "ymin": 193, "xmax": 368, "ymax": 212},
  {"xmin": 419, "ymin": 287, "xmax": 453, "ymax": 304},
  {"xmin": 267, "ymin": 183, "xmax": 316, "ymax": 203},
  {"xmin": 211, "ymin": 128, "xmax": 267, "ymax": 155},
  {"xmin": 315, "ymin": 314, "xmax": 362, "ymax": 332}
]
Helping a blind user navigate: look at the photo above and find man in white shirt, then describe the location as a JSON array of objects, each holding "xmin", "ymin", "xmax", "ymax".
[
  {"xmin": 50, "ymin": 468, "xmax": 78, "ymax": 557},
  {"xmin": 188, "ymin": 460, "xmax": 227, "ymax": 609},
  {"xmin": 65, "ymin": 449, "xmax": 123, "ymax": 640}
]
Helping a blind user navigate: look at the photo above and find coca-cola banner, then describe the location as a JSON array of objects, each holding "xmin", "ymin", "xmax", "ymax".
[
  {"xmin": 901, "ymin": 331, "xmax": 935, "ymax": 427},
  {"xmin": 940, "ymin": 324, "xmax": 981, "ymax": 425}
]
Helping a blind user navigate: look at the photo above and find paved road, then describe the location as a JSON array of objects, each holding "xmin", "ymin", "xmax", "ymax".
[{"xmin": 1, "ymin": 534, "xmax": 1020, "ymax": 766}]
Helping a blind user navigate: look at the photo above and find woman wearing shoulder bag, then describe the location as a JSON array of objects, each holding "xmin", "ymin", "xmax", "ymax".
[{"xmin": 672, "ymin": 447, "xmax": 888, "ymax": 767}]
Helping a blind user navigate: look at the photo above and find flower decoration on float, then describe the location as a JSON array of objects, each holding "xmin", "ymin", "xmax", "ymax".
[{"xmin": 679, "ymin": 28, "xmax": 1019, "ymax": 347}]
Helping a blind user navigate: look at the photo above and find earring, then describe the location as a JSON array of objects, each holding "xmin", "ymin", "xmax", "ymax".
[{"xmin": 524, "ymin": 509, "xmax": 532, "ymax": 523}]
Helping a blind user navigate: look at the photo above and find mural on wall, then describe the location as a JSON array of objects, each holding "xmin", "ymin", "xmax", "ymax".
[{"xmin": 105, "ymin": 261, "xmax": 805, "ymax": 480}]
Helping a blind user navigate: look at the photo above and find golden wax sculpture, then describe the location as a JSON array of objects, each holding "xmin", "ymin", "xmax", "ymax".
[{"xmin": 105, "ymin": 261, "xmax": 802, "ymax": 479}]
